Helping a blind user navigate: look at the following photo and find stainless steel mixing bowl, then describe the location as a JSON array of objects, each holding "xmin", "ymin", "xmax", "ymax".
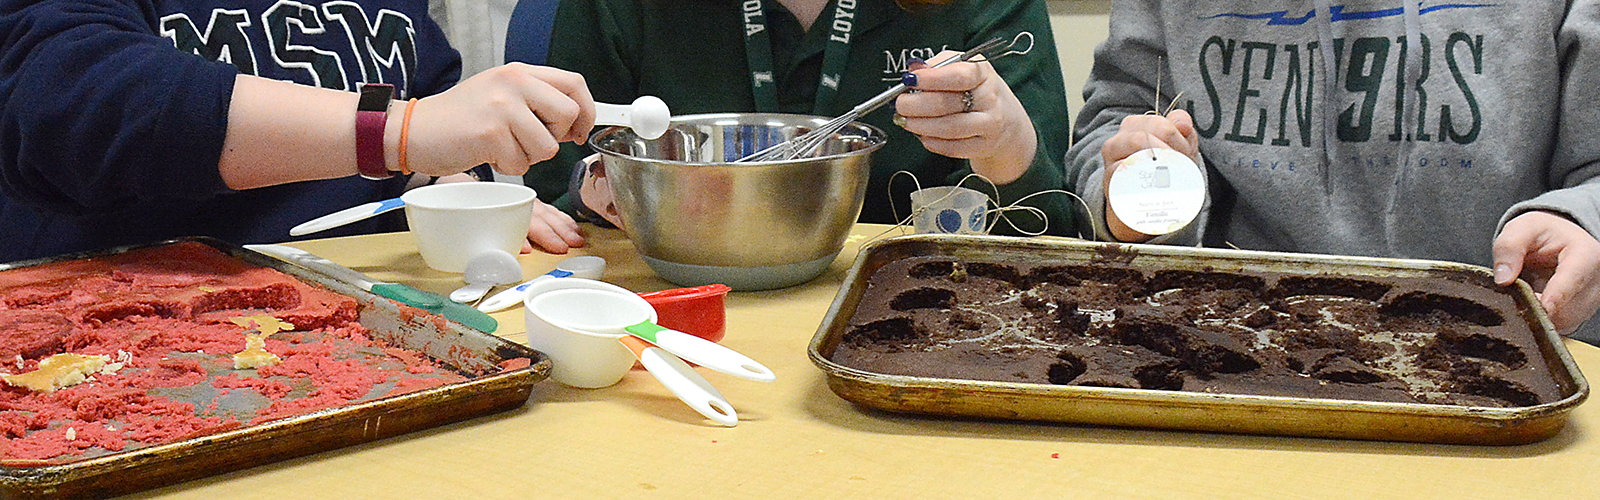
[{"xmin": 591, "ymin": 113, "xmax": 886, "ymax": 290}]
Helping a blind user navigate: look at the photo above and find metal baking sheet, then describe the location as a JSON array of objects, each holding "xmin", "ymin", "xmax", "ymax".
[
  {"xmin": 808, "ymin": 234, "xmax": 1589, "ymax": 445},
  {"xmin": 0, "ymin": 238, "xmax": 549, "ymax": 498}
]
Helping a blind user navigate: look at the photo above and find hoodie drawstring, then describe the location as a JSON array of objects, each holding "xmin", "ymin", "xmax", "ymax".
[
  {"xmin": 1313, "ymin": 0, "xmax": 1338, "ymax": 201},
  {"xmin": 1389, "ymin": 1, "xmax": 1423, "ymax": 254}
]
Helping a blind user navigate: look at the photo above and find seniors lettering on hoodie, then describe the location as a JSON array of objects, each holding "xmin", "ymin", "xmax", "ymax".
[{"xmin": 1182, "ymin": 4, "xmax": 1489, "ymax": 173}]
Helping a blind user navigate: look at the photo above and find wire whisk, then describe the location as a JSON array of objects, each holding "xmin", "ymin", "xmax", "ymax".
[{"xmin": 734, "ymin": 32, "xmax": 1035, "ymax": 163}]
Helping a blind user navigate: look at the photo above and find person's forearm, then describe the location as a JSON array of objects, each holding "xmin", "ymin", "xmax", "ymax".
[
  {"xmin": 218, "ymin": 75, "xmax": 401, "ymax": 189},
  {"xmin": 969, "ymin": 144, "xmax": 1032, "ymax": 185}
]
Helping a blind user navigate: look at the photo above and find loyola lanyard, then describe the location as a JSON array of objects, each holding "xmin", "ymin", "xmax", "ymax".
[{"xmin": 741, "ymin": 0, "xmax": 857, "ymax": 114}]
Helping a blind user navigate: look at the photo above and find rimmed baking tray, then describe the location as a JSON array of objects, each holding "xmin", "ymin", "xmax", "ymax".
[
  {"xmin": 808, "ymin": 235, "xmax": 1588, "ymax": 445},
  {"xmin": 0, "ymin": 238, "xmax": 549, "ymax": 498}
]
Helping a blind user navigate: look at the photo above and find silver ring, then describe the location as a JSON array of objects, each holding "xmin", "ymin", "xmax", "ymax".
[{"xmin": 960, "ymin": 91, "xmax": 974, "ymax": 113}]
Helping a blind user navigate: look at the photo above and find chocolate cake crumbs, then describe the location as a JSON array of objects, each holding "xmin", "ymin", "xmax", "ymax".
[{"xmin": 831, "ymin": 256, "xmax": 1562, "ymax": 408}]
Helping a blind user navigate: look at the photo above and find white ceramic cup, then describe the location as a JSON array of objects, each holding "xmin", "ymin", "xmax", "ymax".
[
  {"xmin": 401, "ymin": 182, "xmax": 537, "ymax": 273},
  {"xmin": 910, "ymin": 186, "xmax": 988, "ymax": 235},
  {"xmin": 523, "ymin": 278, "xmax": 655, "ymax": 388}
]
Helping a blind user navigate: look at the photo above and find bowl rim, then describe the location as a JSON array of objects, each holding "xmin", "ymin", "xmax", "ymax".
[{"xmin": 588, "ymin": 112, "xmax": 887, "ymax": 166}]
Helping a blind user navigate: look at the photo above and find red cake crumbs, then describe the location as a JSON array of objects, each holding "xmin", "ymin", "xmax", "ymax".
[
  {"xmin": 213, "ymin": 374, "xmax": 292, "ymax": 400},
  {"xmin": 497, "ymin": 357, "xmax": 532, "ymax": 372},
  {"xmin": 0, "ymin": 243, "xmax": 468, "ymax": 461}
]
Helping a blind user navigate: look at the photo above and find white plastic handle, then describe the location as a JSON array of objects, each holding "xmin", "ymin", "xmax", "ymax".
[
  {"xmin": 449, "ymin": 283, "xmax": 493, "ymax": 303},
  {"xmin": 635, "ymin": 344, "xmax": 738, "ymax": 427},
  {"xmin": 626, "ymin": 324, "xmax": 776, "ymax": 383},
  {"xmin": 476, "ymin": 274, "xmax": 560, "ymax": 313},
  {"xmin": 245, "ymin": 244, "xmax": 378, "ymax": 290},
  {"xmin": 289, "ymin": 197, "xmax": 405, "ymax": 236},
  {"xmin": 475, "ymin": 256, "xmax": 608, "ymax": 313},
  {"xmin": 594, "ymin": 96, "xmax": 670, "ymax": 140}
]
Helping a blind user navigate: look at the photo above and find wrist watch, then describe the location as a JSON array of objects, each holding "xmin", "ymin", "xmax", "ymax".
[{"xmin": 355, "ymin": 83, "xmax": 395, "ymax": 180}]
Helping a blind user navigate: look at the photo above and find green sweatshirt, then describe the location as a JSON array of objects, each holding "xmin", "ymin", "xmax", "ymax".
[{"xmin": 526, "ymin": 0, "xmax": 1074, "ymax": 235}]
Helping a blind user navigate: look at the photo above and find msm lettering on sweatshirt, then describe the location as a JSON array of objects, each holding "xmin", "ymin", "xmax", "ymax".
[
  {"xmin": 1188, "ymin": 33, "xmax": 1483, "ymax": 148},
  {"xmin": 160, "ymin": 1, "xmax": 418, "ymax": 94},
  {"xmin": 878, "ymin": 46, "xmax": 953, "ymax": 82}
]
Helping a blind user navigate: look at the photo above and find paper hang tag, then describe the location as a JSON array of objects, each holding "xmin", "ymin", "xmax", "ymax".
[{"xmin": 1106, "ymin": 148, "xmax": 1205, "ymax": 236}]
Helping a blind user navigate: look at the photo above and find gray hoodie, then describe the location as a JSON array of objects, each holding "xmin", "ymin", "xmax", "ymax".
[{"xmin": 1067, "ymin": 1, "xmax": 1600, "ymax": 342}]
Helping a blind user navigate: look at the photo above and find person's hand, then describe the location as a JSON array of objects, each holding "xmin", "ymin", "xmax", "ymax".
[
  {"xmin": 524, "ymin": 200, "xmax": 586, "ymax": 254},
  {"xmin": 403, "ymin": 63, "xmax": 595, "ymax": 177},
  {"xmin": 1493, "ymin": 210, "xmax": 1600, "ymax": 335},
  {"xmin": 572, "ymin": 154, "xmax": 626, "ymax": 229},
  {"xmin": 1099, "ymin": 109, "xmax": 1200, "ymax": 242},
  {"xmin": 894, "ymin": 51, "xmax": 1036, "ymax": 184}
]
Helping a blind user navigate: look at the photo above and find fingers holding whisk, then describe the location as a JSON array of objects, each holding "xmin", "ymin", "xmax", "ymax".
[
  {"xmin": 895, "ymin": 50, "xmax": 1037, "ymax": 179},
  {"xmin": 736, "ymin": 34, "xmax": 1031, "ymax": 163}
]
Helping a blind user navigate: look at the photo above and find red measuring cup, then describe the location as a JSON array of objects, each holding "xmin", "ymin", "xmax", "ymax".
[{"xmin": 637, "ymin": 284, "xmax": 732, "ymax": 343}]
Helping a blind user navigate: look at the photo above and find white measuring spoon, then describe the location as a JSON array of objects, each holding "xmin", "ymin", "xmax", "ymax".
[
  {"xmin": 449, "ymin": 249, "xmax": 522, "ymax": 303},
  {"xmin": 543, "ymin": 288, "xmax": 775, "ymax": 383},
  {"xmin": 477, "ymin": 256, "xmax": 607, "ymax": 312},
  {"xmin": 595, "ymin": 96, "xmax": 670, "ymax": 140},
  {"xmin": 289, "ymin": 197, "xmax": 404, "ymax": 237}
]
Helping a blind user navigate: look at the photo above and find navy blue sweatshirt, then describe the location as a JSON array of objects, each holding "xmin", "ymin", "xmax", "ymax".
[{"xmin": 0, "ymin": 0, "xmax": 460, "ymax": 261}]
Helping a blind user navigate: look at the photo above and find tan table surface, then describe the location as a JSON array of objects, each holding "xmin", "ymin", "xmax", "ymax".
[{"xmin": 135, "ymin": 225, "xmax": 1598, "ymax": 499}]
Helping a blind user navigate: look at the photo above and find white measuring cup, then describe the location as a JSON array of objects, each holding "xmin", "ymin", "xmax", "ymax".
[
  {"xmin": 527, "ymin": 287, "xmax": 739, "ymax": 426},
  {"xmin": 522, "ymin": 278, "xmax": 643, "ymax": 388},
  {"xmin": 534, "ymin": 288, "xmax": 775, "ymax": 382}
]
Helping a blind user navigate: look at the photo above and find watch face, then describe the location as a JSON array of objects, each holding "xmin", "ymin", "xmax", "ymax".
[{"xmin": 359, "ymin": 83, "xmax": 394, "ymax": 112}]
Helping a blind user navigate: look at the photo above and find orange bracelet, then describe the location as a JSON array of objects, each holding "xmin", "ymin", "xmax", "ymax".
[{"xmin": 397, "ymin": 98, "xmax": 419, "ymax": 175}]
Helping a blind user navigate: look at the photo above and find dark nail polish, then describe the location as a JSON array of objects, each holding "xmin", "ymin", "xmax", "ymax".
[
  {"xmin": 909, "ymin": 57, "xmax": 925, "ymax": 67},
  {"xmin": 901, "ymin": 72, "xmax": 918, "ymax": 87}
]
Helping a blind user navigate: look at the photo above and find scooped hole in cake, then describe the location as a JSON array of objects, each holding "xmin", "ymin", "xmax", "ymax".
[
  {"xmin": 1110, "ymin": 318, "xmax": 1261, "ymax": 378},
  {"xmin": 1067, "ymin": 265, "xmax": 1147, "ymax": 293},
  {"xmin": 1272, "ymin": 276, "xmax": 1391, "ymax": 301},
  {"xmin": 1134, "ymin": 363, "xmax": 1185, "ymax": 391},
  {"xmin": 1452, "ymin": 376, "xmax": 1540, "ymax": 407},
  {"xmin": 1148, "ymin": 270, "xmax": 1265, "ymax": 294},
  {"xmin": 1027, "ymin": 266, "xmax": 1082, "ymax": 287},
  {"xmin": 188, "ymin": 283, "xmax": 300, "ymax": 314},
  {"xmin": 189, "ymin": 284, "xmax": 303, "ymax": 315},
  {"xmin": 1380, "ymin": 291, "xmax": 1504, "ymax": 327},
  {"xmin": 80, "ymin": 301, "xmax": 184, "ymax": 324},
  {"xmin": 1046, "ymin": 351, "xmax": 1087, "ymax": 385},
  {"xmin": 842, "ymin": 317, "xmax": 922, "ymax": 346},
  {"xmin": 1437, "ymin": 331, "xmax": 1527, "ymax": 369},
  {"xmin": 965, "ymin": 262, "xmax": 1025, "ymax": 287},
  {"xmin": 1311, "ymin": 356, "xmax": 1387, "ymax": 384},
  {"xmin": 0, "ymin": 310, "xmax": 74, "ymax": 360},
  {"xmin": 4, "ymin": 289, "xmax": 72, "ymax": 309},
  {"xmin": 890, "ymin": 288, "xmax": 955, "ymax": 311},
  {"xmin": 908, "ymin": 261, "xmax": 957, "ymax": 279}
]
